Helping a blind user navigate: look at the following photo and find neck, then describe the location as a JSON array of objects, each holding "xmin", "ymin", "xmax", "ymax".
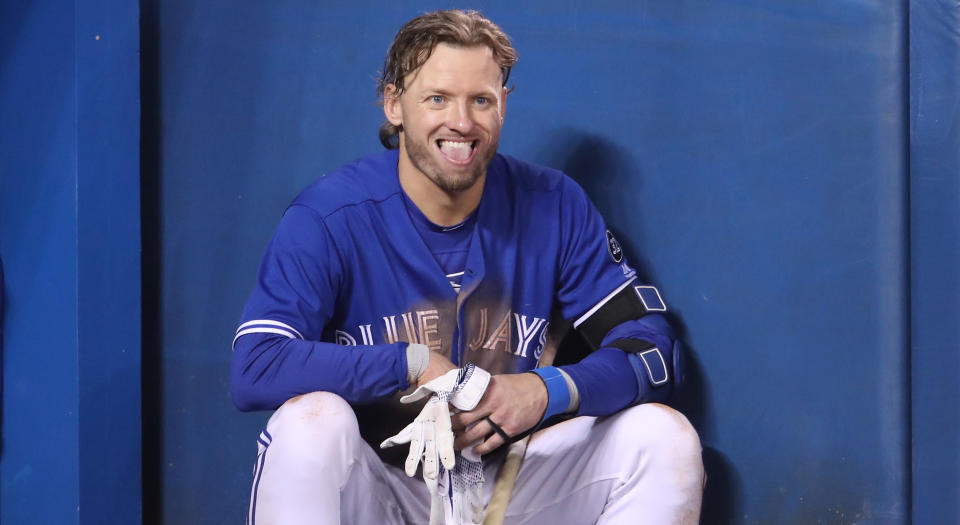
[{"xmin": 396, "ymin": 148, "xmax": 486, "ymax": 227}]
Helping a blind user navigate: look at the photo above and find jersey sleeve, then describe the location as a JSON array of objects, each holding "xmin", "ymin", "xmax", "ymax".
[
  {"xmin": 555, "ymin": 177, "xmax": 637, "ymax": 323},
  {"xmin": 552, "ymin": 177, "xmax": 682, "ymax": 416},
  {"xmin": 230, "ymin": 205, "xmax": 410, "ymax": 410},
  {"xmin": 236, "ymin": 204, "xmax": 341, "ymax": 343}
]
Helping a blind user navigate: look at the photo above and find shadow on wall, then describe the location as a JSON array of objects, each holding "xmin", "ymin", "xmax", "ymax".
[
  {"xmin": 139, "ymin": 1, "xmax": 166, "ymax": 522},
  {"xmin": 538, "ymin": 130, "xmax": 743, "ymax": 524},
  {"xmin": 1, "ymin": 256, "xmax": 4, "ymax": 459}
]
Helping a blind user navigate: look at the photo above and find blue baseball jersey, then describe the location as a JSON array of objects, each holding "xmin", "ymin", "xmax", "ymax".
[{"xmin": 232, "ymin": 149, "xmax": 667, "ymax": 433}]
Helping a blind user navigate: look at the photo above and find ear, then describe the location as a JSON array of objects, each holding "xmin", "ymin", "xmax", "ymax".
[
  {"xmin": 499, "ymin": 85, "xmax": 508, "ymax": 123},
  {"xmin": 383, "ymin": 84, "xmax": 403, "ymax": 126}
]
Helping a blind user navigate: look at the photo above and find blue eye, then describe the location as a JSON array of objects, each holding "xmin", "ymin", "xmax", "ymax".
[
  {"xmin": 431, "ymin": 95, "xmax": 444, "ymax": 104},
  {"xmin": 476, "ymin": 97, "xmax": 488, "ymax": 105}
]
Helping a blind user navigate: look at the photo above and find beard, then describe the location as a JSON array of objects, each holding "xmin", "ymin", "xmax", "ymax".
[{"xmin": 402, "ymin": 132, "xmax": 497, "ymax": 193}]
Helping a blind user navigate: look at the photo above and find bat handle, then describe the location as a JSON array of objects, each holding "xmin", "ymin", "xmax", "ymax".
[
  {"xmin": 483, "ymin": 344, "xmax": 557, "ymax": 525},
  {"xmin": 483, "ymin": 436, "xmax": 529, "ymax": 524}
]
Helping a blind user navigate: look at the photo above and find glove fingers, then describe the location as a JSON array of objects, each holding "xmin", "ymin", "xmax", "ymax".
[
  {"xmin": 436, "ymin": 402, "xmax": 456, "ymax": 470},
  {"xmin": 404, "ymin": 421, "xmax": 425, "ymax": 477},
  {"xmin": 422, "ymin": 407, "xmax": 438, "ymax": 479}
]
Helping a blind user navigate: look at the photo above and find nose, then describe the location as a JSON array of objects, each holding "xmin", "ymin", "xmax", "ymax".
[{"xmin": 446, "ymin": 101, "xmax": 474, "ymax": 134}]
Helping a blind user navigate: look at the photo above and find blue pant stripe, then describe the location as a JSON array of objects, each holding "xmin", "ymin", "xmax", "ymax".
[{"xmin": 249, "ymin": 433, "xmax": 270, "ymax": 525}]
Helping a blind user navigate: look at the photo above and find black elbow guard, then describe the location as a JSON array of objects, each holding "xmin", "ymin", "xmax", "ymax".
[
  {"xmin": 576, "ymin": 281, "xmax": 667, "ymax": 350},
  {"xmin": 576, "ymin": 282, "xmax": 680, "ymax": 403}
]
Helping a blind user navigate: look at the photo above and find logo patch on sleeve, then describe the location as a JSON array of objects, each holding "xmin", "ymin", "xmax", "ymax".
[
  {"xmin": 634, "ymin": 285, "xmax": 667, "ymax": 311},
  {"xmin": 606, "ymin": 230, "xmax": 623, "ymax": 263}
]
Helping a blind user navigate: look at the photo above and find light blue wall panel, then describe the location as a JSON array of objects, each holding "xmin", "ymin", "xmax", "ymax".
[
  {"xmin": 0, "ymin": 0, "xmax": 141, "ymax": 522},
  {"xmin": 75, "ymin": 0, "xmax": 142, "ymax": 522},
  {"xmin": 0, "ymin": 2, "xmax": 81, "ymax": 521}
]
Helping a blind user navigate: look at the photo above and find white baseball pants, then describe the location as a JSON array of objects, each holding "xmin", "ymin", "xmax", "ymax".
[{"xmin": 247, "ymin": 392, "xmax": 704, "ymax": 525}]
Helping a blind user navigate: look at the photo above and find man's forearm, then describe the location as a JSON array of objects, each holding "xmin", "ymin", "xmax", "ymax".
[
  {"xmin": 558, "ymin": 347, "xmax": 638, "ymax": 417},
  {"xmin": 563, "ymin": 313, "xmax": 682, "ymax": 415},
  {"xmin": 230, "ymin": 332, "xmax": 411, "ymax": 411}
]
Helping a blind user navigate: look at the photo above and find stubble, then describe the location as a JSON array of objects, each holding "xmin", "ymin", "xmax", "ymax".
[{"xmin": 403, "ymin": 133, "xmax": 497, "ymax": 193}]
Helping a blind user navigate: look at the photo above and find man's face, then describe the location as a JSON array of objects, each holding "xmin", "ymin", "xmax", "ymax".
[{"xmin": 385, "ymin": 43, "xmax": 506, "ymax": 193}]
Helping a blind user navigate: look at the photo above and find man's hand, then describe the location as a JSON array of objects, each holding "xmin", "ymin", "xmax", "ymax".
[
  {"xmin": 414, "ymin": 351, "xmax": 457, "ymax": 389},
  {"xmin": 380, "ymin": 396, "xmax": 456, "ymax": 479},
  {"xmin": 451, "ymin": 373, "xmax": 548, "ymax": 455},
  {"xmin": 382, "ymin": 363, "xmax": 492, "ymax": 476},
  {"xmin": 403, "ymin": 365, "xmax": 491, "ymax": 411}
]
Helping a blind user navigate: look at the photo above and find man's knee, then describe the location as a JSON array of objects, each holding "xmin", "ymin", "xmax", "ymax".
[
  {"xmin": 610, "ymin": 403, "xmax": 703, "ymax": 471},
  {"xmin": 266, "ymin": 391, "xmax": 362, "ymax": 461}
]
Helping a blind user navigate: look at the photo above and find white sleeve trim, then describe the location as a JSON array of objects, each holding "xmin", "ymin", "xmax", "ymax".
[
  {"xmin": 572, "ymin": 278, "xmax": 636, "ymax": 329},
  {"xmin": 233, "ymin": 320, "xmax": 304, "ymax": 349},
  {"xmin": 236, "ymin": 319, "xmax": 304, "ymax": 339}
]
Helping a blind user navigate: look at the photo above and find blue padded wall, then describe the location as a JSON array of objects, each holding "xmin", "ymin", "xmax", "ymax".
[
  {"xmin": 140, "ymin": 1, "xmax": 955, "ymax": 523},
  {"xmin": 909, "ymin": 1, "xmax": 960, "ymax": 523},
  {"xmin": 0, "ymin": 2, "xmax": 81, "ymax": 520},
  {"xmin": 0, "ymin": 0, "xmax": 141, "ymax": 522}
]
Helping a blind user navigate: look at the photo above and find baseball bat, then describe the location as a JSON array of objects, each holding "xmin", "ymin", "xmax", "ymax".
[{"xmin": 483, "ymin": 344, "xmax": 557, "ymax": 525}]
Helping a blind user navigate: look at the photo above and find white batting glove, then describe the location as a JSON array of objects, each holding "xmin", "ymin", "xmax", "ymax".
[
  {"xmin": 425, "ymin": 469, "xmax": 446, "ymax": 525},
  {"xmin": 402, "ymin": 364, "xmax": 491, "ymax": 411},
  {"xmin": 380, "ymin": 395, "xmax": 456, "ymax": 479},
  {"xmin": 441, "ymin": 447, "xmax": 485, "ymax": 525}
]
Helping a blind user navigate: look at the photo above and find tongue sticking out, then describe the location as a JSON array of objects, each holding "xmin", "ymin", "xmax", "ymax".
[{"xmin": 440, "ymin": 141, "xmax": 472, "ymax": 161}]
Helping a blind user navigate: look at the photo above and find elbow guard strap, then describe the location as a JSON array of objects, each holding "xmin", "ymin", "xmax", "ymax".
[
  {"xmin": 575, "ymin": 281, "xmax": 666, "ymax": 350},
  {"xmin": 608, "ymin": 338, "xmax": 670, "ymax": 385},
  {"xmin": 607, "ymin": 337, "xmax": 679, "ymax": 404}
]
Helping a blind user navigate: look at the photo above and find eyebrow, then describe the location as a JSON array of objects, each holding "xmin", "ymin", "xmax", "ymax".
[
  {"xmin": 421, "ymin": 87, "xmax": 497, "ymax": 99},
  {"xmin": 423, "ymin": 88, "xmax": 455, "ymax": 97}
]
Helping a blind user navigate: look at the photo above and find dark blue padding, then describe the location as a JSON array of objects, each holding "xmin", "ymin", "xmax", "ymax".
[{"xmin": 910, "ymin": 1, "xmax": 960, "ymax": 522}]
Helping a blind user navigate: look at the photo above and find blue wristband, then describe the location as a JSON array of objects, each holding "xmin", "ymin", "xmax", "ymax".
[{"xmin": 531, "ymin": 366, "xmax": 571, "ymax": 424}]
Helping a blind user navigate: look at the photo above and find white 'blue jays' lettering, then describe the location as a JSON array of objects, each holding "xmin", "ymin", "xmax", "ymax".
[{"xmin": 336, "ymin": 308, "xmax": 549, "ymax": 361}]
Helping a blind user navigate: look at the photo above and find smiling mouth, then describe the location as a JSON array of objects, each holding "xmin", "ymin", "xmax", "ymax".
[{"xmin": 437, "ymin": 139, "xmax": 477, "ymax": 164}]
